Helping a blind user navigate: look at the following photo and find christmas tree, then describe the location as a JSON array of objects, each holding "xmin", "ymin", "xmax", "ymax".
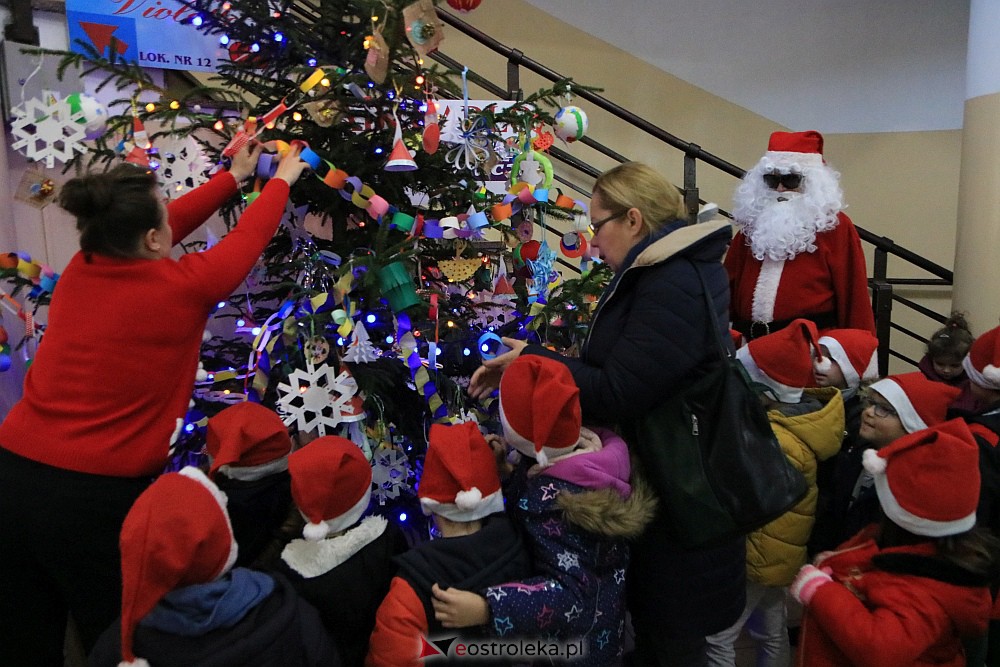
[{"xmin": 30, "ymin": 0, "xmax": 609, "ymax": 529}]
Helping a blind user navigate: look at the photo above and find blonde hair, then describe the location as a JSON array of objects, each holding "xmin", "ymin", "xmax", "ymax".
[{"xmin": 592, "ymin": 162, "xmax": 685, "ymax": 236}]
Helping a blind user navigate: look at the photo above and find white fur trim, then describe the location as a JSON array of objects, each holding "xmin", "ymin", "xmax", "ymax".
[
  {"xmin": 498, "ymin": 396, "xmax": 539, "ymax": 460},
  {"xmin": 281, "ymin": 515, "xmax": 388, "ymax": 578},
  {"xmin": 868, "ymin": 379, "xmax": 925, "ymax": 434},
  {"xmin": 751, "ymin": 258, "xmax": 784, "ymax": 324},
  {"xmin": 813, "ymin": 356, "xmax": 832, "ymax": 373},
  {"xmin": 861, "ymin": 352, "xmax": 879, "ymax": 383},
  {"xmin": 177, "ymin": 466, "xmax": 239, "ymax": 578},
  {"xmin": 218, "ymin": 455, "xmax": 289, "ymax": 482},
  {"xmin": 861, "ymin": 448, "xmax": 886, "ymax": 475},
  {"xmin": 168, "ymin": 417, "xmax": 184, "ymax": 447},
  {"xmin": 119, "ymin": 659, "xmax": 151, "ymax": 667},
  {"xmin": 818, "ymin": 337, "xmax": 858, "ymax": 388},
  {"xmin": 872, "ymin": 466, "xmax": 977, "ymax": 537},
  {"xmin": 455, "ymin": 487, "xmax": 483, "ymax": 510},
  {"xmin": 764, "ymin": 151, "xmax": 824, "ymax": 168},
  {"xmin": 985, "ymin": 365, "xmax": 1000, "ymax": 384},
  {"xmin": 737, "ymin": 347, "xmax": 803, "ymax": 403},
  {"xmin": 964, "ymin": 355, "xmax": 1000, "ymax": 390},
  {"xmin": 301, "ymin": 488, "xmax": 371, "ymax": 542},
  {"xmin": 419, "ymin": 487, "xmax": 505, "ymax": 523}
]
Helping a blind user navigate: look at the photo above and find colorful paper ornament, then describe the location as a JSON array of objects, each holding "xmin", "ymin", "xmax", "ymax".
[
  {"xmin": 64, "ymin": 92, "xmax": 109, "ymax": 140},
  {"xmin": 376, "ymin": 262, "xmax": 420, "ymax": 312},
  {"xmin": 403, "ymin": 0, "xmax": 443, "ymax": 57},
  {"xmin": 385, "ymin": 111, "xmax": 417, "ymax": 172},
  {"xmin": 371, "ymin": 448, "xmax": 412, "ymax": 505},
  {"xmin": 553, "ymin": 105, "xmax": 588, "ymax": 143},
  {"xmin": 446, "ymin": 0, "xmax": 482, "ymax": 11},
  {"xmin": 364, "ymin": 27, "xmax": 390, "ymax": 84},
  {"xmin": 422, "ymin": 99, "xmax": 440, "ymax": 155},
  {"xmin": 9, "ymin": 96, "xmax": 88, "ymax": 168}
]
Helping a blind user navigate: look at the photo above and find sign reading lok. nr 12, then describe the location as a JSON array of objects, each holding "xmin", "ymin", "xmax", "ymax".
[{"xmin": 65, "ymin": 0, "xmax": 225, "ymax": 73}]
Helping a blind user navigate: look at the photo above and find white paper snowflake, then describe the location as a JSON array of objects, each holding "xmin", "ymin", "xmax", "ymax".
[
  {"xmin": 275, "ymin": 362, "xmax": 365, "ymax": 436},
  {"xmin": 371, "ymin": 448, "xmax": 412, "ymax": 505},
  {"xmin": 156, "ymin": 135, "xmax": 210, "ymax": 197},
  {"xmin": 10, "ymin": 96, "xmax": 88, "ymax": 168}
]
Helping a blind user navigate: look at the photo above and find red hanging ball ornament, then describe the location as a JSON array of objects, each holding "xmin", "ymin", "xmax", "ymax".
[{"xmin": 446, "ymin": 0, "xmax": 482, "ymax": 12}]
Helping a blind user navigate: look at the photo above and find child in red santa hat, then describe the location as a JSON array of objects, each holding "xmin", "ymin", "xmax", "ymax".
[
  {"xmin": 429, "ymin": 355, "xmax": 655, "ymax": 667},
  {"xmin": 205, "ymin": 401, "xmax": 294, "ymax": 568},
  {"xmin": 706, "ymin": 319, "xmax": 845, "ymax": 667},
  {"xmin": 791, "ymin": 419, "xmax": 1000, "ymax": 667},
  {"xmin": 88, "ymin": 466, "xmax": 337, "ymax": 667},
  {"xmin": 276, "ymin": 435, "xmax": 406, "ymax": 667},
  {"xmin": 947, "ymin": 323, "xmax": 1000, "ymax": 665},
  {"xmin": 809, "ymin": 328, "xmax": 880, "ymax": 555},
  {"xmin": 367, "ymin": 422, "xmax": 531, "ymax": 667}
]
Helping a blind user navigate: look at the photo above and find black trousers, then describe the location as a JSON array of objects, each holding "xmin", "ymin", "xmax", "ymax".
[{"xmin": 0, "ymin": 447, "xmax": 152, "ymax": 667}]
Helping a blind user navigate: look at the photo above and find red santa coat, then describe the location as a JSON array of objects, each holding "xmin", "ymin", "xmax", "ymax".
[
  {"xmin": 795, "ymin": 527, "xmax": 992, "ymax": 667},
  {"xmin": 725, "ymin": 212, "xmax": 875, "ymax": 337}
]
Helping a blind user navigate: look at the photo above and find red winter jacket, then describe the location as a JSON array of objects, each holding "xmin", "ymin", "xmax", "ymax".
[{"xmin": 796, "ymin": 526, "xmax": 992, "ymax": 667}]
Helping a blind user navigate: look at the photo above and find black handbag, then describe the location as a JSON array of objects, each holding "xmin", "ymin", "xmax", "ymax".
[{"xmin": 625, "ymin": 261, "xmax": 808, "ymax": 549}]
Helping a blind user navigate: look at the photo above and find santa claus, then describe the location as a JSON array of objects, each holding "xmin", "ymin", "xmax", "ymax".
[{"xmin": 725, "ymin": 130, "xmax": 875, "ymax": 341}]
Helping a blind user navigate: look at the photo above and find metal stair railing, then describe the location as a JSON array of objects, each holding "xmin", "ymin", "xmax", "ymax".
[{"xmin": 434, "ymin": 7, "xmax": 955, "ymax": 375}]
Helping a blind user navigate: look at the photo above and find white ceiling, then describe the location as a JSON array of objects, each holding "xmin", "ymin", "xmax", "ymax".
[{"xmin": 521, "ymin": 0, "xmax": 970, "ymax": 134}]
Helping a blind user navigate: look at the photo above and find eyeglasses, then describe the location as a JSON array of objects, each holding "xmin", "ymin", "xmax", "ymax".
[
  {"xmin": 589, "ymin": 211, "xmax": 624, "ymax": 235},
  {"xmin": 762, "ymin": 172, "xmax": 803, "ymax": 190},
  {"xmin": 862, "ymin": 396, "xmax": 898, "ymax": 419}
]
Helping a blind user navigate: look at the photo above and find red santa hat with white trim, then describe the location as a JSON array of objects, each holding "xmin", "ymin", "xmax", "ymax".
[
  {"xmin": 963, "ymin": 324, "xmax": 1000, "ymax": 390},
  {"xmin": 862, "ymin": 418, "xmax": 980, "ymax": 537},
  {"xmin": 418, "ymin": 422, "xmax": 505, "ymax": 522},
  {"xmin": 762, "ymin": 130, "xmax": 825, "ymax": 171},
  {"xmin": 867, "ymin": 372, "xmax": 961, "ymax": 434},
  {"xmin": 498, "ymin": 355, "xmax": 582, "ymax": 466},
  {"xmin": 118, "ymin": 467, "xmax": 238, "ymax": 667},
  {"xmin": 815, "ymin": 328, "xmax": 879, "ymax": 390},
  {"xmin": 288, "ymin": 436, "xmax": 372, "ymax": 541},
  {"xmin": 736, "ymin": 318, "xmax": 825, "ymax": 402},
  {"xmin": 206, "ymin": 401, "xmax": 292, "ymax": 481}
]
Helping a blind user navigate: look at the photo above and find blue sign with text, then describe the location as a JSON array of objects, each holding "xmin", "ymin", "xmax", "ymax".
[{"xmin": 66, "ymin": 0, "xmax": 224, "ymax": 73}]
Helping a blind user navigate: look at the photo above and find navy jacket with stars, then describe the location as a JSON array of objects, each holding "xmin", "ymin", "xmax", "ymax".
[{"xmin": 484, "ymin": 431, "xmax": 654, "ymax": 667}]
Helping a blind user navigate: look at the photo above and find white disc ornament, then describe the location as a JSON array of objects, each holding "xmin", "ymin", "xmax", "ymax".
[
  {"xmin": 65, "ymin": 93, "xmax": 109, "ymax": 140},
  {"xmin": 553, "ymin": 105, "xmax": 588, "ymax": 143}
]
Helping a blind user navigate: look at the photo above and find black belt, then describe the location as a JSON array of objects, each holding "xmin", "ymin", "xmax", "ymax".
[{"xmin": 732, "ymin": 311, "xmax": 838, "ymax": 341}]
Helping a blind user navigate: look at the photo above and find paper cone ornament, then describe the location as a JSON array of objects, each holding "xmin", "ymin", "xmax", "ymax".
[{"xmin": 385, "ymin": 111, "xmax": 417, "ymax": 172}]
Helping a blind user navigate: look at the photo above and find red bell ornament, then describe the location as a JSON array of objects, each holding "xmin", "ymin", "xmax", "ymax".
[{"xmin": 446, "ymin": 0, "xmax": 482, "ymax": 12}]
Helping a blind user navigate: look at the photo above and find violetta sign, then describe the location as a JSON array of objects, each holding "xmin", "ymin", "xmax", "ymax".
[{"xmin": 65, "ymin": 0, "xmax": 225, "ymax": 73}]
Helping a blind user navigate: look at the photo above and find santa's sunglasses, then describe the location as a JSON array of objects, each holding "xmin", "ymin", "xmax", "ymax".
[{"xmin": 762, "ymin": 172, "xmax": 803, "ymax": 190}]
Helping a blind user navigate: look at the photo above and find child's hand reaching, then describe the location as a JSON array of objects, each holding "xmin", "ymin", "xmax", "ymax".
[
  {"xmin": 431, "ymin": 583, "xmax": 489, "ymax": 628},
  {"xmin": 484, "ymin": 434, "xmax": 514, "ymax": 479}
]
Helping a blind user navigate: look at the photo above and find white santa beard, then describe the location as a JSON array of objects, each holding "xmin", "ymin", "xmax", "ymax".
[{"xmin": 742, "ymin": 192, "xmax": 839, "ymax": 261}]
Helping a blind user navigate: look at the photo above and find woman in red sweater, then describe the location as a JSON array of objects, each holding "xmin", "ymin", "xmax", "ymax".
[{"xmin": 0, "ymin": 143, "xmax": 308, "ymax": 666}]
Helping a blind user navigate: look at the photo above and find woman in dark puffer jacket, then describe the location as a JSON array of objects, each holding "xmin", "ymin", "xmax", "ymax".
[{"xmin": 470, "ymin": 162, "xmax": 746, "ymax": 666}]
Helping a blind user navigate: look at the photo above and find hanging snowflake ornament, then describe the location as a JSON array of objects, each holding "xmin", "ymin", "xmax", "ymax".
[
  {"xmin": 275, "ymin": 362, "xmax": 366, "ymax": 436},
  {"xmin": 157, "ymin": 134, "xmax": 211, "ymax": 197},
  {"xmin": 371, "ymin": 447, "xmax": 412, "ymax": 505},
  {"xmin": 529, "ymin": 241, "xmax": 558, "ymax": 298},
  {"xmin": 10, "ymin": 96, "xmax": 88, "ymax": 168}
]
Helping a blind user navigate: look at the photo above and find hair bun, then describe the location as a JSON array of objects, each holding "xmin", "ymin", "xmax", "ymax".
[{"xmin": 59, "ymin": 173, "xmax": 114, "ymax": 219}]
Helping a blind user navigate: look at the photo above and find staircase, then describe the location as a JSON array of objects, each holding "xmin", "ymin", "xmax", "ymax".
[{"xmin": 432, "ymin": 7, "xmax": 954, "ymax": 376}]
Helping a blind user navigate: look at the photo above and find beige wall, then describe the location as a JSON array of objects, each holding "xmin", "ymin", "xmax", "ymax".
[{"xmin": 444, "ymin": 0, "xmax": 962, "ymax": 371}]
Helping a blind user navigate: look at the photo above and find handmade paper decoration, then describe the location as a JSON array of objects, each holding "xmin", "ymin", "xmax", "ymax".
[
  {"xmin": 446, "ymin": 0, "xmax": 482, "ymax": 11},
  {"xmin": 371, "ymin": 448, "xmax": 412, "ymax": 505},
  {"xmin": 9, "ymin": 96, "xmax": 88, "ymax": 168},
  {"xmin": 403, "ymin": 0, "xmax": 443, "ymax": 57},
  {"xmin": 156, "ymin": 134, "xmax": 210, "ymax": 197},
  {"xmin": 343, "ymin": 321, "xmax": 379, "ymax": 363},
  {"xmin": 553, "ymin": 105, "xmax": 588, "ymax": 143},
  {"xmin": 364, "ymin": 27, "xmax": 390, "ymax": 84},
  {"xmin": 275, "ymin": 362, "xmax": 366, "ymax": 436},
  {"xmin": 376, "ymin": 262, "xmax": 420, "ymax": 312},
  {"xmin": 64, "ymin": 92, "xmax": 109, "ymax": 140},
  {"xmin": 13, "ymin": 169, "xmax": 58, "ymax": 209}
]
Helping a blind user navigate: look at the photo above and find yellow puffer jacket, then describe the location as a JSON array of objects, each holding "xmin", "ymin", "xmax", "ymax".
[{"xmin": 746, "ymin": 387, "xmax": 845, "ymax": 587}]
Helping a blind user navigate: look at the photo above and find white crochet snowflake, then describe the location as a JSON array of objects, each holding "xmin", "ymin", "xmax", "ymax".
[
  {"xmin": 371, "ymin": 448, "xmax": 411, "ymax": 505},
  {"xmin": 156, "ymin": 135, "xmax": 210, "ymax": 198},
  {"xmin": 275, "ymin": 362, "xmax": 365, "ymax": 436},
  {"xmin": 10, "ymin": 96, "xmax": 88, "ymax": 168}
]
